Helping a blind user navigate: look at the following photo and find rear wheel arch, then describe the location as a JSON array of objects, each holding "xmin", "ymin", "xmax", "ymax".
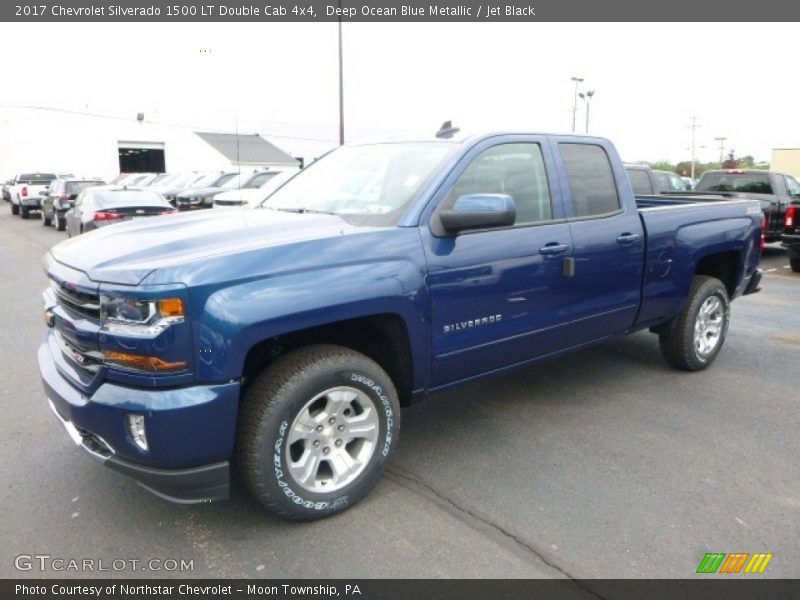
[{"xmin": 694, "ymin": 250, "xmax": 740, "ymax": 297}]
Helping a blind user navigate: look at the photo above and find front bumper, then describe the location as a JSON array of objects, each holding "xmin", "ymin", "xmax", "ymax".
[{"xmin": 39, "ymin": 340, "xmax": 240, "ymax": 504}]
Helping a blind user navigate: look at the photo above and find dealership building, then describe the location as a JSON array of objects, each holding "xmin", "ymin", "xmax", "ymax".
[{"xmin": 0, "ymin": 106, "xmax": 313, "ymax": 182}]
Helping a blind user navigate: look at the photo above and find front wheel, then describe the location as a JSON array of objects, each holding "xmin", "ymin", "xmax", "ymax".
[
  {"xmin": 659, "ymin": 275, "xmax": 730, "ymax": 371},
  {"xmin": 237, "ymin": 344, "xmax": 400, "ymax": 521}
]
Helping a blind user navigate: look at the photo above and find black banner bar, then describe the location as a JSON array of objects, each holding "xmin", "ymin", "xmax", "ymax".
[
  {"xmin": 5, "ymin": 579, "xmax": 800, "ymax": 600},
  {"xmin": 4, "ymin": 0, "xmax": 800, "ymax": 22}
]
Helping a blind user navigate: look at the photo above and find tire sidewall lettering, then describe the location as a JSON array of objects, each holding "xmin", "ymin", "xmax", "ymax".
[{"xmin": 269, "ymin": 368, "xmax": 395, "ymax": 512}]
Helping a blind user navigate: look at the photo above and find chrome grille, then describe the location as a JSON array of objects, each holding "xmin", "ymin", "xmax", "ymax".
[
  {"xmin": 53, "ymin": 281, "xmax": 100, "ymax": 319},
  {"xmin": 55, "ymin": 330, "xmax": 103, "ymax": 373}
]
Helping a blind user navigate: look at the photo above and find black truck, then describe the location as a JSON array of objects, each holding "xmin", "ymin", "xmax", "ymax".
[{"xmin": 694, "ymin": 169, "xmax": 800, "ymax": 243}]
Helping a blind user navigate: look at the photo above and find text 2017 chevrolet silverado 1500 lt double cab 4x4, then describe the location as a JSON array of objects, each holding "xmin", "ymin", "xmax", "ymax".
[{"xmin": 39, "ymin": 132, "xmax": 763, "ymax": 520}]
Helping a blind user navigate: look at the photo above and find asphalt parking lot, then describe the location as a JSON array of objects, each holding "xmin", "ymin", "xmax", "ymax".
[{"xmin": 1, "ymin": 206, "xmax": 798, "ymax": 580}]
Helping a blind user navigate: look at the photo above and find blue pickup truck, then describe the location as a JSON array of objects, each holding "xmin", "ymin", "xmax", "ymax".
[{"xmin": 39, "ymin": 132, "xmax": 763, "ymax": 520}]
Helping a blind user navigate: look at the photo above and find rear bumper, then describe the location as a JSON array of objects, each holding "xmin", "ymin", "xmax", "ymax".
[
  {"xmin": 39, "ymin": 339, "xmax": 239, "ymax": 504},
  {"xmin": 19, "ymin": 198, "xmax": 40, "ymax": 208},
  {"xmin": 782, "ymin": 233, "xmax": 800, "ymax": 256}
]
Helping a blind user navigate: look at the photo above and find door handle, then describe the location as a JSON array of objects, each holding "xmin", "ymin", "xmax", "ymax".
[
  {"xmin": 616, "ymin": 233, "xmax": 640, "ymax": 245},
  {"xmin": 539, "ymin": 243, "xmax": 570, "ymax": 256}
]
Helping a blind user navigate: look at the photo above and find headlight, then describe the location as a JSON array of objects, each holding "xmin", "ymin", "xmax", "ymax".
[
  {"xmin": 101, "ymin": 295, "xmax": 185, "ymax": 325},
  {"xmin": 101, "ymin": 296, "xmax": 155, "ymax": 323}
]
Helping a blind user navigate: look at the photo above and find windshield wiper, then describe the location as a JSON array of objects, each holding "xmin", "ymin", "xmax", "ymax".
[{"xmin": 270, "ymin": 207, "xmax": 337, "ymax": 215}]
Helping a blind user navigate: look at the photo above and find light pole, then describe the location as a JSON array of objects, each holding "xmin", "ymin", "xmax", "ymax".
[
  {"xmin": 578, "ymin": 90, "xmax": 595, "ymax": 133},
  {"xmin": 337, "ymin": 0, "xmax": 344, "ymax": 146},
  {"xmin": 688, "ymin": 115, "xmax": 701, "ymax": 181},
  {"xmin": 571, "ymin": 76, "xmax": 584, "ymax": 133},
  {"xmin": 714, "ymin": 136, "xmax": 727, "ymax": 165}
]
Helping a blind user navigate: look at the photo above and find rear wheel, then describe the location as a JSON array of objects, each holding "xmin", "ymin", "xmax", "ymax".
[
  {"xmin": 20, "ymin": 206, "xmax": 30, "ymax": 219},
  {"xmin": 790, "ymin": 258, "xmax": 800, "ymax": 273},
  {"xmin": 659, "ymin": 275, "xmax": 730, "ymax": 371},
  {"xmin": 237, "ymin": 344, "xmax": 400, "ymax": 521},
  {"xmin": 11, "ymin": 203, "xmax": 19, "ymax": 215}
]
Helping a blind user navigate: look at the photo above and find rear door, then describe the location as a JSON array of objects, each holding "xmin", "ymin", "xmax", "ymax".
[
  {"xmin": 423, "ymin": 136, "xmax": 574, "ymax": 386},
  {"xmin": 551, "ymin": 140, "xmax": 645, "ymax": 347}
]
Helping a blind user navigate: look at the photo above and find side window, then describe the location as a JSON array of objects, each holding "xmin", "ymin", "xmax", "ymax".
[
  {"xmin": 561, "ymin": 144, "xmax": 621, "ymax": 217},
  {"xmin": 626, "ymin": 169, "xmax": 653, "ymax": 195},
  {"xmin": 654, "ymin": 172, "xmax": 670, "ymax": 191},
  {"xmin": 451, "ymin": 143, "xmax": 553, "ymax": 225},
  {"xmin": 74, "ymin": 191, "xmax": 85, "ymax": 207},
  {"xmin": 785, "ymin": 175, "xmax": 800, "ymax": 197},
  {"xmin": 669, "ymin": 174, "xmax": 686, "ymax": 191}
]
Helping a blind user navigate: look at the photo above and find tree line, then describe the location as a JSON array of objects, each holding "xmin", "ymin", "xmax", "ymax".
[{"xmin": 647, "ymin": 152, "xmax": 770, "ymax": 178}]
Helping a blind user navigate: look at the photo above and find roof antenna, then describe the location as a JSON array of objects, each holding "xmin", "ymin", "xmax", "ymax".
[{"xmin": 435, "ymin": 120, "xmax": 460, "ymax": 139}]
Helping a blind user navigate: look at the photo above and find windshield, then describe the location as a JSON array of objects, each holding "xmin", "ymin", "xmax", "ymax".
[
  {"xmin": 211, "ymin": 173, "xmax": 237, "ymax": 187},
  {"xmin": 19, "ymin": 173, "xmax": 57, "ymax": 184},
  {"xmin": 244, "ymin": 171, "xmax": 278, "ymax": 189},
  {"xmin": 66, "ymin": 181, "xmax": 104, "ymax": 194},
  {"xmin": 696, "ymin": 172, "xmax": 773, "ymax": 194},
  {"xmin": 262, "ymin": 143, "xmax": 455, "ymax": 226},
  {"xmin": 220, "ymin": 173, "xmax": 248, "ymax": 189},
  {"xmin": 188, "ymin": 173, "xmax": 219, "ymax": 188}
]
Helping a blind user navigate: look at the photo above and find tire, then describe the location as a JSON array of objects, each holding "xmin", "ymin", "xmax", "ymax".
[
  {"xmin": 56, "ymin": 217, "xmax": 66, "ymax": 232},
  {"xmin": 20, "ymin": 206, "xmax": 30, "ymax": 219},
  {"xmin": 11, "ymin": 203, "xmax": 19, "ymax": 215},
  {"xmin": 237, "ymin": 344, "xmax": 400, "ymax": 521},
  {"xmin": 659, "ymin": 275, "xmax": 730, "ymax": 371},
  {"xmin": 790, "ymin": 258, "xmax": 800, "ymax": 273}
]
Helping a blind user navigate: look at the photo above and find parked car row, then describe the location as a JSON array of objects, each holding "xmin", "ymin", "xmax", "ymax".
[{"xmin": 3, "ymin": 168, "xmax": 300, "ymax": 237}]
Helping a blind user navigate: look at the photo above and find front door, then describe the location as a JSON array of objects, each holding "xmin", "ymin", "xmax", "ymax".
[{"xmin": 423, "ymin": 137, "xmax": 573, "ymax": 387}]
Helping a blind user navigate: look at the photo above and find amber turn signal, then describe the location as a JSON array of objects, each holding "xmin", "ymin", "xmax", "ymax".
[
  {"xmin": 158, "ymin": 298, "xmax": 185, "ymax": 317},
  {"xmin": 104, "ymin": 351, "xmax": 188, "ymax": 372}
]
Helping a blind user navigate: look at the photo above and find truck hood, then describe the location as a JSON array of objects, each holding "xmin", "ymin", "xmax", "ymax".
[{"xmin": 49, "ymin": 208, "xmax": 365, "ymax": 285}]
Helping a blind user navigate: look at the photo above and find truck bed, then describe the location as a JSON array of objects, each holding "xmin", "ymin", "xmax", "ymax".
[{"xmin": 634, "ymin": 195, "xmax": 762, "ymax": 329}]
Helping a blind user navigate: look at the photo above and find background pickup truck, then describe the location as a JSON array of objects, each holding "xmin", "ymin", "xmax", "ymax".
[
  {"xmin": 39, "ymin": 132, "xmax": 763, "ymax": 521},
  {"xmin": 694, "ymin": 169, "xmax": 800, "ymax": 243},
  {"xmin": 625, "ymin": 163, "xmax": 690, "ymax": 194},
  {"xmin": 10, "ymin": 172, "xmax": 59, "ymax": 219}
]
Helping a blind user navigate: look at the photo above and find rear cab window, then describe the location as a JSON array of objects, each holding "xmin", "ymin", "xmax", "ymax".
[
  {"xmin": 696, "ymin": 172, "xmax": 773, "ymax": 194},
  {"xmin": 560, "ymin": 143, "xmax": 621, "ymax": 218},
  {"xmin": 626, "ymin": 169, "xmax": 653, "ymax": 195}
]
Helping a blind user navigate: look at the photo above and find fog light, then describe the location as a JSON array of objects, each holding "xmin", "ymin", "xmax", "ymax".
[{"xmin": 126, "ymin": 414, "xmax": 149, "ymax": 451}]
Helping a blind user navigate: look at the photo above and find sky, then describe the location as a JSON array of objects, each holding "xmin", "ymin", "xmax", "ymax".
[{"xmin": 0, "ymin": 21, "xmax": 797, "ymax": 165}]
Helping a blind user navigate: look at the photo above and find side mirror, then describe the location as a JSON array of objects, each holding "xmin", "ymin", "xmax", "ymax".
[{"xmin": 439, "ymin": 194, "xmax": 516, "ymax": 233}]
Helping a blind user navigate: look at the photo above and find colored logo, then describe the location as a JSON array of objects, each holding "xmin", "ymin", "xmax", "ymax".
[{"xmin": 696, "ymin": 552, "xmax": 773, "ymax": 574}]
